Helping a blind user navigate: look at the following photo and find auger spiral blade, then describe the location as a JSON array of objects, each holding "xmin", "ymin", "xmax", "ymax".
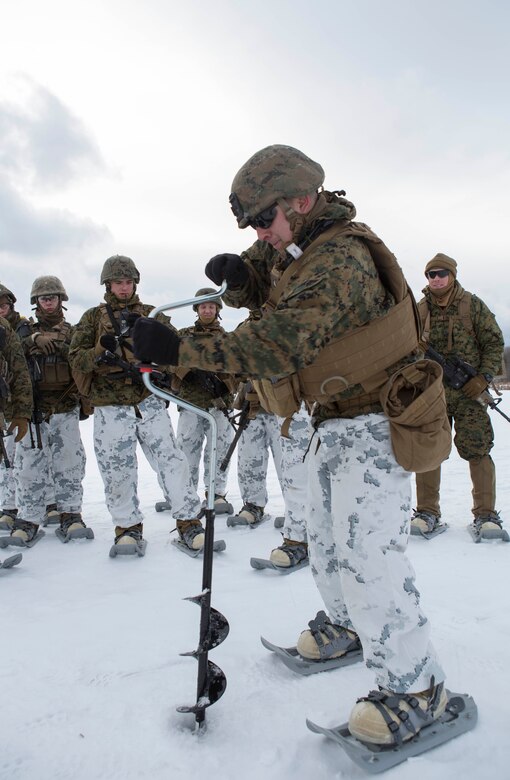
[
  {"xmin": 176, "ymin": 659, "xmax": 227, "ymax": 716},
  {"xmin": 181, "ymin": 599, "xmax": 230, "ymax": 652}
]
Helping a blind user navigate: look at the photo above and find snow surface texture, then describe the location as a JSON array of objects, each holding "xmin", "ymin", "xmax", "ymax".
[{"xmin": 1, "ymin": 398, "xmax": 509, "ymax": 780}]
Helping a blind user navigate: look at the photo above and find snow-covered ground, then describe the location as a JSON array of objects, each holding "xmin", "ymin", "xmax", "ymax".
[{"xmin": 1, "ymin": 395, "xmax": 509, "ymax": 780}]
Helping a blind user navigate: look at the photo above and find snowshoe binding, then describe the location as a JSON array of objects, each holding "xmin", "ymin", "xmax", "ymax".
[
  {"xmin": 211, "ymin": 495, "xmax": 234, "ymax": 515},
  {"xmin": 469, "ymin": 512, "xmax": 509, "ymax": 543},
  {"xmin": 109, "ymin": 524, "xmax": 147, "ymax": 558},
  {"xmin": 42, "ymin": 503, "xmax": 61, "ymax": 527},
  {"xmin": 227, "ymin": 502, "xmax": 267, "ymax": 528},
  {"xmin": 0, "ymin": 552, "xmax": 23, "ymax": 569},
  {"xmin": 251, "ymin": 540, "xmax": 309, "ymax": 574},
  {"xmin": 261, "ymin": 610, "xmax": 362, "ymax": 675},
  {"xmin": 307, "ymin": 684, "xmax": 477, "ymax": 774},
  {"xmin": 0, "ymin": 520, "xmax": 45, "ymax": 548},
  {"xmin": 173, "ymin": 518, "xmax": 225, "ymax": 558},
  {"xmin": 0, "ymin": 509, "xmax": 17, "ymax": 531},
  {"xmin": 55, "ymin": 513, "xmax": 94, "ymax": 543},
  {"xmin": 410, "ymin": 510, "xmax": 447, "ymax": 539}
]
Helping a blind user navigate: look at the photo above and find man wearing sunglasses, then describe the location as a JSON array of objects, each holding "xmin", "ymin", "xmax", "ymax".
[
  {"xmin": 412, "ymin": 254, "xmax": 505, "ymax": 540},
  {"xmin": 133, "ymin": 144, "xmax": 451, "ymax": 749}
]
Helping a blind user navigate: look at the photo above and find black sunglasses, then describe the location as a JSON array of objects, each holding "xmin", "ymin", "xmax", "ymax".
[
  {"xmin": 229, "ymin": 193, "xmax": 277, "ymax": 229},
  {"xmin": 426, "ymin": 269, "xmax": 450, "ymax": 279}
]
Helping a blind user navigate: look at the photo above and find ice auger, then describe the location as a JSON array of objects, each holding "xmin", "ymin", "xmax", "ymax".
[{"xmin": 140, "ymin": 284, "xmax": 229, "ymax": 731}]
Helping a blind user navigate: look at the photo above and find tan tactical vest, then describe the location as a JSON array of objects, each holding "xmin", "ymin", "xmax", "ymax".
[
  {"xmin": 35, "ymin": 321, "xmax": 73, "ymax": 391},
  {"xmin": 252, "ymin": 221, "xmax": 420, "ymax": 418},
  {"xmin": 418, "ymin": 288, "xmax": 474, "ymax": 351}
]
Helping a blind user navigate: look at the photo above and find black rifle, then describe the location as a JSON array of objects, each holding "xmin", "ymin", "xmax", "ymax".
[
  {"xmin": 27, "ymin": 356, "xmax": 44, "ymax": 449},
  {"xmin": 95, "ymin": 350, "xmax": 172, "ymax": 390},
  {"xmin": 426, "ymin": 346, "xmax": 510, "ymax": 423},
  {"xmin": 219, "ymin": 399, "xmax": 251, "ymax": 472}
]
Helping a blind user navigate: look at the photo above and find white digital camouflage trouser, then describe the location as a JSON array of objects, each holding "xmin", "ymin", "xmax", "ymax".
[
  {"xmin": 307, "ymin": 413, "xmax": 444, "ymax": 693},
  {"xmin": 94, "ymin": 394, "xmax": 201, "ymax": 528},
  {"xmin": 0, "ymin": 431, "xmax": 16, "ymax": 509},
  {"xmin": 177, "ymin": 407, "xmax": 234, "ymax": 498},
  {"xmin": 237, "ymin": 410, "xmax": 283, "ymax": 508},
  {"xmin": 277, "ymin": 406, "xmax": 310, "ymax": 543},
  {"xmin": 14, "ymin": 408, "xmax": 85, "ymax": 525}
]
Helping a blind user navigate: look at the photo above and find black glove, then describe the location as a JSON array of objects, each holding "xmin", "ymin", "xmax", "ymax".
[
  {"xmin": 205, "ymin": 253, "xmax": 249, "ymax": 288},
  {"xmin": 100, "ymin": 334, "xmax": 118, "ymax": 352},
  {"xmin": 133, "ymin": 318, "xmax": 181, "ymax": 365}
]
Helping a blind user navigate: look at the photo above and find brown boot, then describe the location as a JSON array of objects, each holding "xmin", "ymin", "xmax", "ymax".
[
  {"xmin": 176, "ymin": 519, "xmax": 205, "ymax": 550},
  {"xmin": 348, "ymin": 680, "xmax": 448, "ymax": 745}
]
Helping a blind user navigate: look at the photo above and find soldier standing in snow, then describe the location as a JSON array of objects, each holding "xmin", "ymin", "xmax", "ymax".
[
  {"xmin": 412, "ymin": 254, "xmax": 505, "ymax": 539},
  {"xmin": 3, "ymin": 277, "xmax": 91, "ymax": 547},
  {"xmin": 133, "ymin": 144, "xmax": 451, "ymax": 746},
  {"xmin": 68, "ymin": 255, "xmax": 205, "ymax": 555},
  {"xmin": 0, "ymin": 285, "xmax": 31, "ymax": 531},
  {"xmin": 172, "ymin": 289, "xmax": 235, "ymax": 515}
]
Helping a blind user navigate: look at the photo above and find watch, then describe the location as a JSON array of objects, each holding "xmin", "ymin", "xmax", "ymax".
[{"xmin": 482, "ymin": 373, "xmax": 493, "ymax": 383}]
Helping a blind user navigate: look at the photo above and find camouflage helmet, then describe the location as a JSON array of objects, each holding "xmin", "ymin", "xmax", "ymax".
[
  {"xmin": 230, "ymin": 145, "xmax": 325, "ymax": 228},
  {"xmin": 0, "ymin": 283, "xmax": 16, "ymax": 305},
  {"xmin": 193, "ymin": 287, "xmax": 222, "ymax": 312},
  {"xmin": 100, "ymin": 255, "xmax": 140, "ymax": 285},
  {"xmin": 30, "ymin": 276, "xmax": 68, "ymax": 304}
]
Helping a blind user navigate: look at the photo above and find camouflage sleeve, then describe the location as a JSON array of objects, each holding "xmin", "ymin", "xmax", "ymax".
[
  {"xmin": 471, "ymin": 296, "xmax": 505, "ymax": 376},
  {"xmin": 5, "ymin": 326, "xmax": 33, "ymax": 418},
  {"xmin": 222, "ymin": 240, "xmax": 276, "ymax": 310},
  {"xmin": 68, "ymin": 308, "xmax": 100, "ymax": 373},
  {"xmin": 178, "ymin": 236, "xmax": 388, "ymax": 378}
]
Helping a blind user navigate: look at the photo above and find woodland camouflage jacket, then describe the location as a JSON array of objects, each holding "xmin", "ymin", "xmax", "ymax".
[
  {"xmin": 419, "ymin": 283, "xmax": 504, "ymax": 378},
  {"xmin": 177, "ymin": 193, "xmax": 415, "ymax": 421},
  {"xmin": 0, "ymin": 316, "xmax": 33, "ymax": 421},
  {"xmin": 175, "ymin": 319, "xmax": 234, "ymax": 409},
  {"xmin": 68, "ymin": 292, "xmax": 174, "ymax": 407}
]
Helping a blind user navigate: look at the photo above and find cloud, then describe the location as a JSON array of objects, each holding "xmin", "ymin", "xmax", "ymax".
[
  {"xmin": 0, "ymin": 180, "xmax": 110, "ymax": 254},
  {"xmin": 0, "ymin": 75, "xmax": 106, "ymax": 190}
]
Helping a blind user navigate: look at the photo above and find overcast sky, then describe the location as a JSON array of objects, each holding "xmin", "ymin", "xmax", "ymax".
[{"xmin": 1, "ymin": 0, "xmax": 509, "ymax": 337}]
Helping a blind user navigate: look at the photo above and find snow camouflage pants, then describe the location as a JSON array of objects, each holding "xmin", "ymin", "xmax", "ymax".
[
  {"xmin": 307, "ymin": 413, "xmax": 445, "ymax": 693},
  {"xmin": 237, "ymin": 410, "xmax": 283, "ymax": 508},
  {"xmin": 177, "ymin": 407, "xmax": 234, "ymax": 498},
  {"xmin": 94, "ymin": 394, "xmax": 201, "ymax": 528},
  {"xmin": 14, "ymin": 408, "xmax": 85, "ymax": 525},
  {"xmin": 0, "ymin": 431, "xmax": 16, "ymax": 509},
  {"xmin": 277, "ymin": 406, "xmax": 310, "ymax": 543}
]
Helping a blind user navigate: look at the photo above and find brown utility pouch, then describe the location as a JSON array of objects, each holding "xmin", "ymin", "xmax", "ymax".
[
  {"xmin": 71, "ymin": 368, "xmax": 93, "ymax": 398},
  {"xmin": 37, "ymin": 357, "xmax": 73, "ymax": 390},
  {"xmin": 252, "ymin": 374, "xmax": 302, "ymax": 418},
  {"xmin": 380, "ymin": 359, "xmax": 452, "ymax": 473}
]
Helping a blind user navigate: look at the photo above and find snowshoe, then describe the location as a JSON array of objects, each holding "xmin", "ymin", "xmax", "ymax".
[
  {"xmin": 109, "ymin": 524, "xmax": 147, "ymax": 558},
  {"xmin": 55, "ymin": 513, "xmax": 94, "ymax": 543},
  {"xmin": 469, "ymin": 513, "xmax": 509, "ymax": 543},
  {"xmin": 227, "ymin": 503, "xmax": 267, "ymax": 528},
  {"xmin": 211, "ymin": 495, "xmax": 234, "ymax": 515},
  {"xmin": 0, "ymin": 552, "xmax": 23, "ymax": 569},
  {"xmin": 0, "ymin": 509, "xmax": 17, "ymax": 531},
  {"xmin": 155, "ymin": 500, "xmax": 171, "ymax": 512},
  {"xmin": 42, "ymin": 503, "xmax": 61, "ymax": 527},
  {"xmin": 410, "ymin": 510, "xmax": 447, "ymax": 539},
  {"xmin": 260, "ymin": 634, "xmax": 362, "ymax": 675},
  {"xmin": 0, "ymin": 520, "xmax": 45, "ymax": 548},
  {"xmin": 306, "ymin": 690, "xmax": 477, "ymax": 775},
  {"xmin": 172, "ymin": 538, "xmax": 226, "ymax": 558},
  {"xmin": 273, "ymin": 516, "xmax": 285, "ymax": 529},
  {"xmin": 251, "ymin": 540, "xmax": 309, "ymax": 574}
]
